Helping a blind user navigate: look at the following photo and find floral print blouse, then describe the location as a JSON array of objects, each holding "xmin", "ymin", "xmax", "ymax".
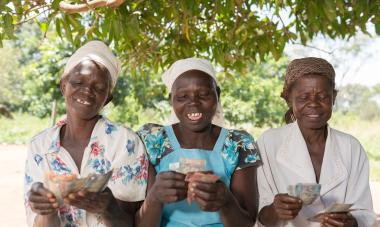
[
  {"xmin": 24, "ymin": 116, "xmax": 148, "ymax": 227},
  {"xmin": 137, "ymin": 123, "xmax": 261, "ymax": 178}
]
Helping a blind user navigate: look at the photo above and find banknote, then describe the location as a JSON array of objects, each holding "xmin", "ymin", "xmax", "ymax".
[
  {"xmin": 169, "ymin": 158, "xmax": 206, "ymax": 174},
  {"xmin": 44, "ymin": 170, "xmax": 113, "ymax": 205},
  {"xmin": 295, "ymin": 183, "xmax": 321, "ymax": 205},
  {"xmin": 287, "ymin": 183, "xmax": 321, "ymax": 205},
  {"xmin": 185, "ymin": 171, "xmax": 220, "ymax": 204},
  {"xmin": 308, "ymin": 203, "xmax": 355, "ymax": 222}
]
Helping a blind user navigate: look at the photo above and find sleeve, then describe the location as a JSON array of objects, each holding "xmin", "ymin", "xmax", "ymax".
[
  {"xmin": 108, "ymin": 128, "xmax": 149, "ymax": 202},
  {"xmin": 24, "ymin": 142, "xmax": 45, "ymax": 227},
  {"xmin": 136, "ymin": 123, "xmax": 166, "ymax": 166},
  {"xmin": 345, "ymin": 139, "xmax": 376, "ymax": 227},
  {"xmin": 235, "ymin": 130, "xmax": 262, "ymax": 170}
]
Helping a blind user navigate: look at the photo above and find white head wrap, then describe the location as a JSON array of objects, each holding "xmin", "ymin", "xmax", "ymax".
[
  {"xmin": 62, "ymin": 40, "xmax": 121, "ymax": 90},
  {"xmin": 162, "ymin": 57, "xmax": 225, "ymax": 127}
]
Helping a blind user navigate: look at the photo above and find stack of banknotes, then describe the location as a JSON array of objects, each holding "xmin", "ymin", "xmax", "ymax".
[
  {"xmin": 169, "ymin": 158, "xmax": 219, "ymax": 204},
  {"xmin": 287, "ymin": 183, "xmax": 321, "ymax": 205},
  {"xmin": 44, "ymin": 170, "xmax": 113, "ymax": 205},
  {"xmin": 308, "ymin": 203, "xmax": 356, "ymax": 222}
]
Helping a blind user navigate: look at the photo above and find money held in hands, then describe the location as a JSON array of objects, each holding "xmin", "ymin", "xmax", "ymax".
[{"xmin": 287, "ymin": 183, "xmax": 321, "ymax": 205}]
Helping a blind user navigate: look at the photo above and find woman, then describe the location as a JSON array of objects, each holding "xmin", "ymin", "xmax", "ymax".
[
  {"xmin": 24, "ymin": 41, "xmax": 148, "ymax": 227},
  {"xmin": 257, "ymin": 57, "xmax": 376, "ymax": 227},
  {"xmin": 136, "ymin": 58, "xmax": 261, "ymax": 226}
]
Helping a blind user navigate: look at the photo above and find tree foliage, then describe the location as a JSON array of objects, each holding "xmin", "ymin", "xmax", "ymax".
[{"xmin": 1, "ymin": 0, "xmax": 379, "ymax": 72}]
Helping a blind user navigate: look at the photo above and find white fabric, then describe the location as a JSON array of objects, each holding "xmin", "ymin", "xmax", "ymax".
[
  {"xmin": 63, "ymin": 40, "xmax": 121, "ymax": 90},
  {"xmin": 162, "ymin": 57, "xmax": 225, "ymax": 126},
  {"xmin": 24, "ymin": 117, "xmax": 147, "ymax": 227},
  {"xmin": 257, "ymin": 122, "xmax": 376, "ymax": 227}
]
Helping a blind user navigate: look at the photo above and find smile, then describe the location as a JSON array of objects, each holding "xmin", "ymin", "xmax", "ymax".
[
  {"xmin": 75, "ymin": 98, "xmax": 91, "ymax": 106},
  {"xmin": 187, "ymin": 112, "xmax": 202, "ymax": 121},
  {"xmin": 306, "ymin": 114, "xmax": 320, "ymax": 118}
]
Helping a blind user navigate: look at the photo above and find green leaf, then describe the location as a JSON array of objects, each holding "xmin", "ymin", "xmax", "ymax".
[{"xmin": 3, "ymin": 14, "xmax": 15, "ymax": 39}]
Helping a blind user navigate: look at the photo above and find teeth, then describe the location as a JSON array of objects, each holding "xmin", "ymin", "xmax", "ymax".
[
  {"xmin": 76, "ymin": 98, "xmax": 91, "ymax": 105},
  {"xmin": 308, "ymin": 115, "xmax": 319, "ymax": 117},
  {"xmin": 187, "ymin": 112, "xmax": 202, "ymax": 120}
]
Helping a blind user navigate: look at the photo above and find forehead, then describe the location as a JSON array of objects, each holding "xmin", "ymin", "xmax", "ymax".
[
  {"xmin": 172, "ymin": 70, "xmax": 215, "ymax": 90},
  {"xmin": 292, "ymin": 74, "xmax": 333, "ymax": 92},
  {"xmin": 67, "ymin": 60, "xmax": 110, "ymax": 82}
]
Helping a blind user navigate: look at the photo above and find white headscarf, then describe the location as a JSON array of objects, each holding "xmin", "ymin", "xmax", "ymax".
[
  {"xmin": 162, "ymin": 57, "xmax": 225, "ymax": 127},
  {"xmin": 62, "ymin": 40, "xmax": 121, "ymax": 90}
]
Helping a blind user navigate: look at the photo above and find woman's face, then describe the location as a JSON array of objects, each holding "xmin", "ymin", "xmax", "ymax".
[
  {"xmin": 288, "ymin": 74, "xmax": 336, "ymax": 130},
  {"xmin": 60, "ymin": 60, "xmax": 112, "ymax": 120},
  {"xmin": 171, "ymin": 70, "xmax": 219, "ymax": 132}
]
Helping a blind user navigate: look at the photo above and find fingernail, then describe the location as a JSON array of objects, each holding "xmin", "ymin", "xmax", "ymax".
[
  {"xmin": 53, "ymin": 203, "xmax": 58, "ymax": 208},
  {"xmin": 49, "ymin": 198, "xmax": 55, "ymax": 202},
  {"xmin": 192, "ymin": 183, "xmax": 196, "ymax": 187},
  {"xmin": 190, "ymin": 187, "xmax": 194, "ymax": 192}
]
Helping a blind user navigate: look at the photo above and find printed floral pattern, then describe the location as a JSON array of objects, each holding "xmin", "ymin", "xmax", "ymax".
[
  {"xmin": 24, "ymin": 116, "xmax": 147, "ymax": 227},
  {"xmin": 137, "ymin": 124, "xmax": 261, "ymax": 170}
]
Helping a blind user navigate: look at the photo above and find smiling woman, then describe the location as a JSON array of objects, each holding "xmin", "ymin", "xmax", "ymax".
[
  {"xmin": 23, "ymin": 41, "xmax": 148, "ymax": 227},
  {"xmin": 257, "ymin": 57, "xmax": 376, "ymax": 227},
  {"xmin": 135, "ymin": 58, "xmax": 261, "ymax": 227}
]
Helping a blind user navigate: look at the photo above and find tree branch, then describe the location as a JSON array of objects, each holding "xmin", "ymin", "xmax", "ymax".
[{"xmin": 59, "ymin": 0, "xmax": 125, "ymax": 14}]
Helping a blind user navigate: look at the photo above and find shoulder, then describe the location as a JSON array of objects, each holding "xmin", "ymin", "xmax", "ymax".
[
  {"xmin": 257, "ymin": 123, "xmax": 292, "ymax": 145},
  {"xmin": 29, "ymin": 126, "xmax": 59, "ymax": 152},
  {"xmin": 136, "ymin": 123, "xmax": 165, "ymax": 138},
  {"xmin": 329, "ymin": 126, "xmax": 366, "ymax": 157},
  {"xmin": 226, "ymin": 128, "xmax": 255, "ymax": 144}
]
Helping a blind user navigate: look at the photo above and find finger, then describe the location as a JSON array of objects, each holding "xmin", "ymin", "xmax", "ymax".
[
  {"xmin": 276, "ymin": 194, "xmax": 302, "ymax": 204},
  {"xmin": 327, "ymin": 213, "xmax": 348, "ymax": 220},
  {"xmin": 276, "ymin": 208, "xmax": 300, "ymax": 217},
  {"xmin": 159, "ymin": 171, "xmax": 186, "ymax": 180},
  {"xmin": 29, "ymin": 193, "xmax": 53, "ymax": 204},
  {"xmin": 191, "ymin": 181, "xmax": 221, "ymax": 193},
  {"xmin": 31, "ymin": 183, "xmax": 54, "ymax": 199},
  {"xmin": 192, "ymin": 187, "xmax": 217, "ymax": 201},
  {"xmin": 163, "ymin": 179, "xmax": 187, "ymax": 189},
  {"xmin": 39, "ymin": 209, "xmax": 57, "ymax": 215},
  {"xmin": 31, "ymin": 202, "xmax": 58, "ymax": 210},
  {"xmin": 275, "ymin": 201, "xmax": 303, "ymax": 210},
  {"xmin": 325, "ymin": 217, "xmax": 344, "ymax": 226}
]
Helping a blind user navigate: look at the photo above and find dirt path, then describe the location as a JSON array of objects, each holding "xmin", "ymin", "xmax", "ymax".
[{"xmin": 0, "ymin": 145, "xmax": 379, "ymax": 226}]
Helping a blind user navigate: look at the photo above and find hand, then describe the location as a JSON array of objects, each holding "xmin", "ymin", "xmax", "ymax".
[
  {"xmin": 270, "ymin": 193, "xmax": 303, "ymax": 220},
  {"xmin": 190, "ymin": 180, "xmax": 228, "ymax": 212},
  {"xmin": 321, "ymin": 213, "xmax": 358, "ymax": 227},
  {"xmin": 64, "ymin": 188, "xmax": 113, "ymax": 214},
  {"xmin": 27, "ymin": 182, "xmax": 59, "ymax": 215},
  {"xmin": 148, "ymin": 171, "xmax": 187, "ymax": 204}
]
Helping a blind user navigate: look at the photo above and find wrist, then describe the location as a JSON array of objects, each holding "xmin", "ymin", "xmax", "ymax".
[{"xmin": 219, "ymin": 189, "xmax": 234, "ymax": 213}]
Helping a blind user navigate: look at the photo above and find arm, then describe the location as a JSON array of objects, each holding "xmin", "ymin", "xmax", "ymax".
[
  {"xmin": 220, "ymin": 166, "xmax": 259, "ymax": 226},
  {"xmin": 332, "ymin": 142, "xmax": 375, "ymax": 227},
  {"xmin": 24, "ymin": 142, "xmax": 61, "ymax": 227}
]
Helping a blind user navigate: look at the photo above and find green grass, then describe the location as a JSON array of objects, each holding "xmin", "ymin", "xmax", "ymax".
[{"xmin": 0, "ymin": 113, "xmax": 50, "ymax": 144}]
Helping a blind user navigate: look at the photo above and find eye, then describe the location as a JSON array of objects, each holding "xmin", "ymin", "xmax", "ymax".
[
  {"xmin": 95, "ymin": 85, "xmax": 107, "ymax": 93},
  {"xmin": 199, "ymin": 91, "xmax": 211, "ymax": 97},
  {"xmin": 70, "ymin": 80, "xmax": 82, "ymax": 86}
]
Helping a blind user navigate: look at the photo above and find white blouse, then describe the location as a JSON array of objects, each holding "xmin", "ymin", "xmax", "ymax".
[{"xmin": 257, "ymin": 122, "xmax": 376, "ymax": 227}]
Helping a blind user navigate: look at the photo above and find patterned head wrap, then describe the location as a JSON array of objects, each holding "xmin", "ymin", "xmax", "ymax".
[
  {"xmin": 162, "ymin": 57, "xmax": 225, "ymax": 127},
  {"xmin": 281, "ymin": 57, "xmax": 336, "ymax": 123},
  {"xmin": 62, "ymin": 40, "xmax": 121, "ymax": 91}
]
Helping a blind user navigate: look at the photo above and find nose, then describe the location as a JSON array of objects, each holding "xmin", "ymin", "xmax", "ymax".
[
  {"xmin": 188, "ymin": 94, "xmax": 201, "ymax": 105},
  {"xmin": 307, "ymin": 95, "xmax": 320, "ymax": 107},
  {"xmin": 79, "ymin": 85, "xmax": 95, "ymax": 97}
]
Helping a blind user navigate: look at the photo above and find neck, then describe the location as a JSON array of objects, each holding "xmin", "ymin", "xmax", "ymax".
[
  {"xmin": 174, "ymin": 123, "xmax": 219, "ymax": 150},
  {"xmin": 62, "ymin": 114, "xmax": 100, "ymax": 141},
  {"xmin": 297, "ymin": 122, "xmax": 328, "ymax": 145}
]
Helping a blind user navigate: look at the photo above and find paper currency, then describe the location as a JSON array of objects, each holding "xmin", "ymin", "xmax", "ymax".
[
  {"xmin": 44, "ymin": 170, "xmax": 113, "ymax": 205},
  {"xmin": 185, "ymin": 171, "xmax": 220, "ymax": 204},
  {"xmin": 287, "ymin": 183, "xmax": 321, "ymax": 205},
  {"xmin": 169, "ymin": 158, "xmax": 206, "ymax": 174},
  {"xmin": 308, "ymin": 203, "xmax": 355, "ymax": 222}
]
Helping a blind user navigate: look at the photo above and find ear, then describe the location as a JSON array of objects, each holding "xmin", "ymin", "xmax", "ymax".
[
  {"xmin": 59, "ymin": 78, "xmax": 66, "ymax": 96},
  {"xmin": 216, "ymin": 86, "xmax": 221, "ymax": 100},
  {"xmin": 332, "ymin": 89, "xmax": 338, "ymax": 105},
  {"xmin": 168, "ymin": 93, "xmax": 172, "ymax": 106}
]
